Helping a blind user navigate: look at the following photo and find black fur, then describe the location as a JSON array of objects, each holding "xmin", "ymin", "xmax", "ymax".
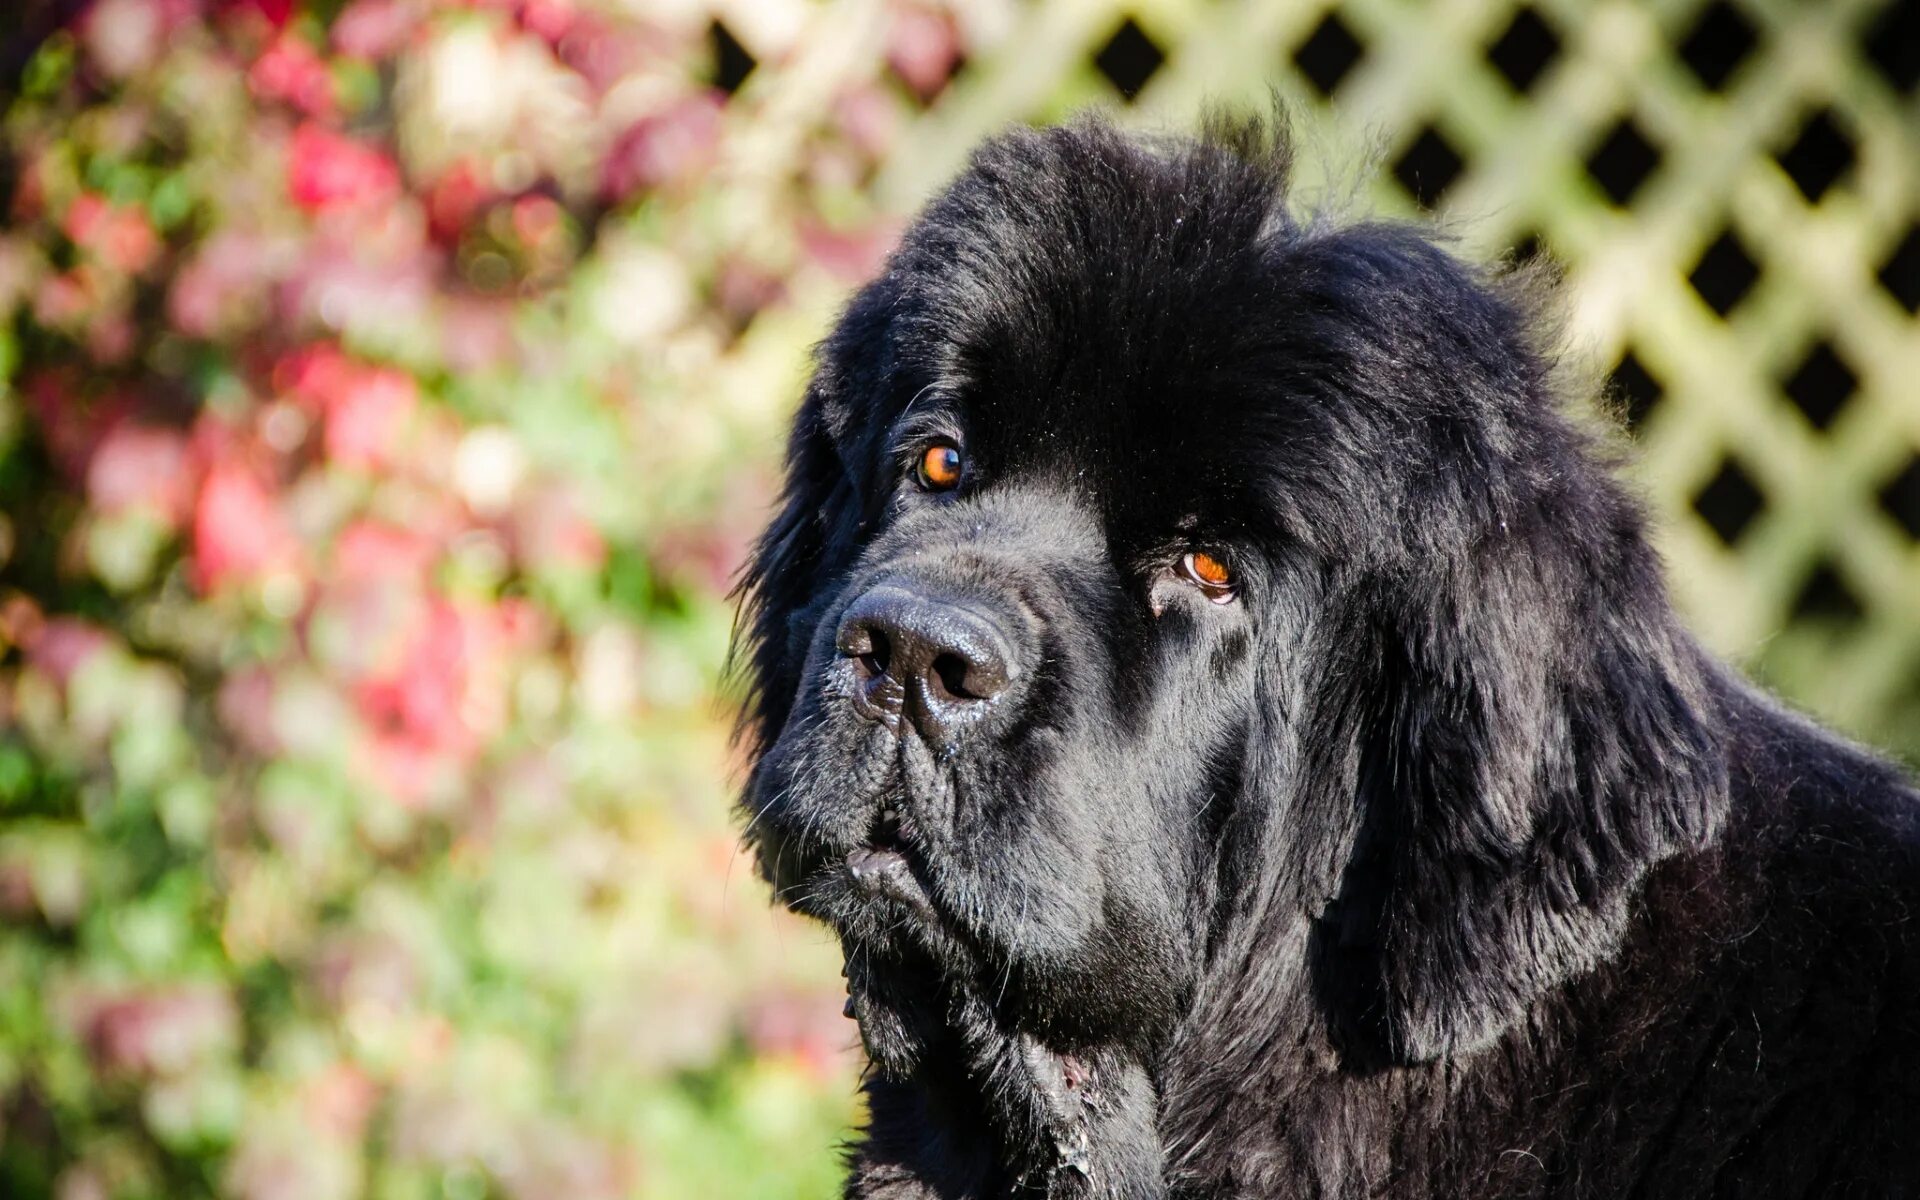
[{"xmin": 733, "ymin": 112, "xmax": 1920, "ymax": 1199}]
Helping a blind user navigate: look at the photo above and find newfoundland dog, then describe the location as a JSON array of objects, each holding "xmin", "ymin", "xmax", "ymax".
[{"xmin": 734, "ymin": 113, "xmax": 1920, "ymax": 1198}]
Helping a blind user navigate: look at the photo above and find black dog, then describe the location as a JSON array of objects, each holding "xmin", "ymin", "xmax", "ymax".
[{"xmin": 734, "ymin": 112, "xmax": 1920, "ymax": 1198}]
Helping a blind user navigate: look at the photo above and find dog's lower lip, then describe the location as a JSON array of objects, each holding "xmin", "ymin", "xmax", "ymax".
[
  {"xmin": 847, "ymin": 844, "xmax": 907, "ymax": 880},
  {"xmin": 845, "ymin": 808, "xmax": 935, "ymax": 914}
]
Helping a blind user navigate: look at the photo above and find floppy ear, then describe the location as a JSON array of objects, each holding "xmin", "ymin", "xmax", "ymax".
[
  {"xmin": 1320, "ymin": 520, "xmax": 1729, "ymax": 1063},
  {"xmin": 731, "ymin": 272, "xmax": 910, "ymax": 754},
  {"xmin": 732, "ymin": 380, "xmax": 887, "ymax": 761}
]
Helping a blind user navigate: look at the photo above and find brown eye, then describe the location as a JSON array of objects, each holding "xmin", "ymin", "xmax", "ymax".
[
  {"xmin": 917, "ymin": 443, "xmax": 963, "ymax": 491},
  {"xmin": 1178, "ymin": 550, "xmax": 1236, "ymax": 601}
]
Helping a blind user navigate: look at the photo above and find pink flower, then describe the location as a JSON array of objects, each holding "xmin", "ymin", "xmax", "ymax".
[
  {"xmin": 286, "ymin": 124, "xmax": 400, "ymax": 212},
  {"xmin": 250, "ymin": 34, "xmax": 337, "ymax": 117},
  {"xmin": 73, "ymin": 983, "xmax": 239, "ymax": 1078},
  {"xmin": 519, "ymin": 0, "xmax": 578, "ymax": 43},
  {"xmin": 168, "ymin": 230, "xmax": 289, "ymax": 338},
  {"xmin": 86, "ymin": 423, "xmax": 192, "ymax": 522},
  {"xmin": 324, "ymin": 366, "xmax": 415, "ymax": 469},
  {"xmin": 217, "ymin": 666, "xmax": 282, "ymax": 755},
  {"xmin": 191, "ymin": 463, "xmax": 301, "ymax": 592},
  {"xmin": 887, "ymin": 4, "xmax": 964, "ymax": 100},
  {"xmin": 836, "ymin": 84, "xmax": 905, "ymax": 160},
  {"xmin": 332, "ymin": 0, "xmax": 422, "ymax": 59},
  {"xmin": 600, "ymin": 93, "xmax": 724, "ymax": 201},
  {"xmin": 32, "ymin": 267, "xmax": 101, "ymax": 329},
  {"xmin": 799, "ymin": 215, "xmax": 901, "ymax": 283},
  {"xmin": 279, "ymin": 231, "xmax": 434, "ymax": 331},
  {"xmin": 333, "ymin": 519, "xmax": 435, "ymax": 583},
  {"xmin": 24, "ymin": 618, "xmax": 113, "ymax": 688},
  {"xmin": 515, "ymin": 487, "xmax": 606, "ymax": 571},
  {"xmin": 25, "ymin": 371, "xmax": 139, "ymax": 481},
  {"xmin": 744, "ymin": 988, "xmax": 860, "ymax": 1082},
  {"xmin": 81, "ymin": 0, "xmax": 175, "ymax": 78},
  {"xmin": 510, "ymin": 194, "xmax": 565, "ymax": 252},
  {"xmin": 302, "ymin": 1063, "xmax": 379, "ymax": 1139},
  {"xmin": 357, "ymin": 599, "xmax": 468, "ymax": 751},
  {"xmin": 555, "ymin": 13, "xmax": 671, "ymax": 95},
  {"xmin": 278, "ymin": 345, "xmax": 418, "ymax": 469},
  {"xmin": 63, "ymin": 195, "xmax": 160, "ymax": 275},
  {"xmin": 714, "ymin": 258, "xmax": 786, "ymax": 326}
]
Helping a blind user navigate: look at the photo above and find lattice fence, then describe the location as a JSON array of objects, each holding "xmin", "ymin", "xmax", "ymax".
[{"xmin": 703, "ymin": 0, "xmax": 1919, "ymax": 760}]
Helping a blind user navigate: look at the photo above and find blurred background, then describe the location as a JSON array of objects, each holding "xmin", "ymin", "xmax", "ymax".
[{"xmin": 0, "ymin": 0, "xmax": 1912, "ymax": 1196}]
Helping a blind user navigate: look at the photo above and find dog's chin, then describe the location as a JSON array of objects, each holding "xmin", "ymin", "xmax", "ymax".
[{"xmin": 772, "ymin": 791, "xmax": 950, "ymax": 955}]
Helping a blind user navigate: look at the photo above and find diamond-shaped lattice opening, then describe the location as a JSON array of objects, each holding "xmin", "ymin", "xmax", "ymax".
[
  {"xmin": 1094, "ymin": 17, "xmax": 1164, "ymax": 102},
  {"xmin": 1487, "ymin": 7, "xmax": 1559, "ymax": 94},
  {"xmin": 709, "ymin": 20, "xmax": 756, "ymax": 94},
  {"xmin": 1678, "ymin": 1, "xmax": 1759, "ymax": 93},
  {"xmin": 1610, "ymin": 348, "xmax": 1663, "ymax": 432},
  {"xmin": 1876, "ymin": 224, "xmax": 1920, "ymax": 313},
  {"xmin": 1586, "ymin": 118, "xmax": 1661, "ymax": 207},
  {"xmin": 1864, "ymin": 0, "xmax": 1919, "ymax": 95},
  {"xmin": 1393, "ymin": 125, "xmax": 1463, "ymax": 209},
  {"xmin": 1790, "ymin": 559, "xmax": 1865, "ymax": 623},
  {"xmin": 1692, "ymin": 457, "xmax": 1765, "ymax": 545},
  {"xmin": 1880, "ymin": 456, "xmax": 1920, "ymax": 540},
  {"xmin": 1776, "ymin": 108, "xmax": 1855, "ymax": 203},
  {"xmin": 1689, "ymin": 228, "xmax": 1761, "ymax": 317},
  {"xmin": 1294, "ymin": 11, "xmax": 1365, "ymax": 98},
  {"xmin": 1782, "ymin": 340, "xmax": 1858, "ymax": 430}
]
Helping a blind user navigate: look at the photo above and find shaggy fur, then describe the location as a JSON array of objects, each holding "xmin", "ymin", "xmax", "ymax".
[{"xmin": 733, "ymin": 112, "xmax": 1920, "ymax": 1199}]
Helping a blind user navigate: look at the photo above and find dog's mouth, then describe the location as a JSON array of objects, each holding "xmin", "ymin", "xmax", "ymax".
[{"xmin": 845, "ymin": 805, "xmax": 936, "ymax": 917}]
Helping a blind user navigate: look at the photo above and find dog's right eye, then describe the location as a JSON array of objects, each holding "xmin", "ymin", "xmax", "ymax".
[
  {"xmin": 916, "ymin": 443, "xmax": 964, "ymax": 491},
  {"xmin": 1177, "ymin": 550, "xmax": 1237, "ymax": 603}
]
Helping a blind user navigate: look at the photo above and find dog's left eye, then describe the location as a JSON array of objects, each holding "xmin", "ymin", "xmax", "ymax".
[{"xmin": 1177, "ymin": 550, "xmax": 1236, "ymax": 602}]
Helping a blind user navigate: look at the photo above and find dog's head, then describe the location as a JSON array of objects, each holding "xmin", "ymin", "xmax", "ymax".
[{"xmin": 735, "ymin": 115, "xmax": 1727, "ymax": 1083}]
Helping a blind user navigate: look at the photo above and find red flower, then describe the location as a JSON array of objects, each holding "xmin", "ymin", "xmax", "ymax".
[
  {"xmin": 286, "ymin": 124, "xmax": 401, "ymax": 212},
  {"xmin": 424, "ymin": 160, "xmax": 494, "ymax": 244},
  {"xmin": 216, "ymin": 0, "xmax": 296, "ymax": 29},
  {"xmin": 191, "ymin": 463, "xmax": 301, "ymax": 591}
]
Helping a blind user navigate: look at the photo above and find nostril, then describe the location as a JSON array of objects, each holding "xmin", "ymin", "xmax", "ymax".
[
  {"xmin": 931, "ymin": 652, "xmax": 976, "ymax": 700},
  {"xmin": 862, "ymin": 628, "xmax": 891, "ymax": 679}
]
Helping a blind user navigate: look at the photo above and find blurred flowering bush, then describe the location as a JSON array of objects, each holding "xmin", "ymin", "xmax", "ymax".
[{"xmin": 0, "ymin": 0, "xmax": 939, "ymax": 1195}]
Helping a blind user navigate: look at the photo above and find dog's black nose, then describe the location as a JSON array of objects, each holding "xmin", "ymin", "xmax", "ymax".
[{"xmin": 836, "ymin": 585, "xmax": 1017, "ymax": 743}]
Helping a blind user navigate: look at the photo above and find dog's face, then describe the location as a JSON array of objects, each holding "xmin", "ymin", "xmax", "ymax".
[
  {"xmin": 742, "ymin": 128, "xmax": 1328, "ymax": 1069},
  {"xmin": 749, "ymin": 288, "xmax": 1285, "ymax": 1059},
  {"xmin": 738, "ymin": 119, "xmax": 1724, "ymax": 1081}
]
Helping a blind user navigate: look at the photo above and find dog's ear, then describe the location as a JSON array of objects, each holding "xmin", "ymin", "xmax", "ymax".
[
  {"xmin": 732, "ymin": 293, "xmax": 894, "ymax": 753},
  {"xmin": 1322, "ymin": 509, "xmax": 1729, "ymax": 1064},
  {"xmin": 1260, "ymin": 227, "xmax": 1731, "ymax": 1063},
  {"xmin": 733, "ymin": 391, "xmax": 848, "ymax": 749}
]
